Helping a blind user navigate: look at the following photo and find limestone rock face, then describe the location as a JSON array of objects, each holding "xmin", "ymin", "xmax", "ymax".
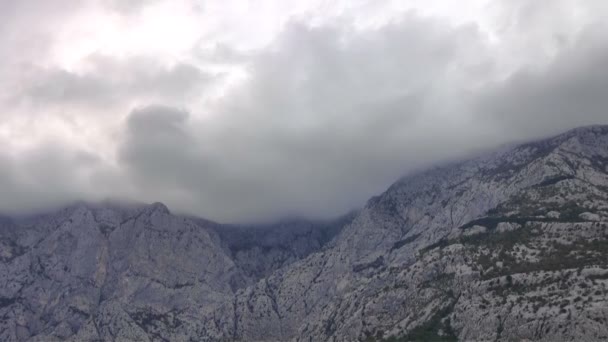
[
  {"xmin": 2, "ymin": 125, "xmax": 608, "ymax": 341},
  {"xmin": 0, "ymin": 203, "xmax": 241, "ymax": 341}
]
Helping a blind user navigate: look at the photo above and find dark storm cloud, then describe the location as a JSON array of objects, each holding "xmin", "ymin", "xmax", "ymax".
[
  {"xmin": 476, "ymin": 26, "xmax": 608, "ymax": 140},
  {"xmin": 118, "ymin": 105, "xmax": 276, "ymax": 221},
  {"xmin": 120, "ymin": 105, "xmax": 205, "ymax": 188}
]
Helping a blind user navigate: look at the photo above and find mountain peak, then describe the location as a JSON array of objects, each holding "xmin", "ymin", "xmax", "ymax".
[
  {"xmin": 525, "ymin": 124, "xmax": 608, "ymax": 150},
  {"xmin": 149, "ymin": 202, "xmax": 170, "ymax": 214}
]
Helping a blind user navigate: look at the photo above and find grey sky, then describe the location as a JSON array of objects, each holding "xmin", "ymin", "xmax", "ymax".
[{"xmin": 0, "ymin": 0, "xmax": 607, "ymax": 222}]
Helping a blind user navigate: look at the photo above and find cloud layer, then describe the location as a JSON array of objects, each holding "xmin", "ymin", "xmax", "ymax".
[{"xmin": 0, "ymin": 0, "xmax": 607, "ymax": 222}]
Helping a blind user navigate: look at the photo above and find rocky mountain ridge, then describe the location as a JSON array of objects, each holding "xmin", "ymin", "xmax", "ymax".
[{"xmin": 1, "ymin": 125, "xmax": 608, "ymax": 341}]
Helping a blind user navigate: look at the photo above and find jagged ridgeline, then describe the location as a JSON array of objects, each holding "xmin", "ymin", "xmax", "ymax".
[{"xmin": 1, "ymin": 125, "xmax": 608, "ymax": 341}]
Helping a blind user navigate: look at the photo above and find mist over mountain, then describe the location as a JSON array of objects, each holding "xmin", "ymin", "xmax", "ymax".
[{"xmin": 1, "ymin": 126, "xmax": 608, "ymax": 341}]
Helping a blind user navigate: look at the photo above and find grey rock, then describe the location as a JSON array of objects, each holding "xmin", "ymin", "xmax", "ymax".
[{"xmin": 2, "ymin": 125, "xmax": 608, "ymax": 341}]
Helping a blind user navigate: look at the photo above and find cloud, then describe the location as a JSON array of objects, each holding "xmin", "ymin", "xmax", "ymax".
[
  {"xmin": 102, "ymin": 0, "xmax": 161, "ymax": 14},
  {"xmin": 0, "ymin": 140, "xmax": 119, "ymax": 214},
  {"xmin": 0, "ymin": 1, "xmax": 607, "ymax": 222},
  {"xmin": 120, "ymin": 105, "xmax": 205, "ymax": 190},
  {"xmin": 475, "ymin": 17, "xmax": 608, "ymax": 141},
  {"xmin": 112, "ymin": 16, "xmax": 495, "ymax": 222},
  {"xmin": 21, "ymin": 55, "xmax": 214, "ymax": 109}
]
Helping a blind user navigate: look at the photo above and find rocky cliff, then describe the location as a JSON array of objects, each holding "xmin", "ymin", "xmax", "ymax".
[{"xmin": 1, "ymin": 125, "xmax": 608, "ymax": 341}]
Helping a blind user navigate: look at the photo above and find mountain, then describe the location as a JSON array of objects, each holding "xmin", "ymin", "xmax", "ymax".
[
  {"xmin": 209, "ymin": 214, "xmax": 355, "ymax": 282},
  {"xmin": 0, "ymin": 201, "xmax": 351, "ymax": 341},
  {"xmin": 0, "ymin": 202, "xmax": 243, "ymax": 341},
  {"xmin": 1, "ymin": 125, "xmax": 608, "ymax": 341}
]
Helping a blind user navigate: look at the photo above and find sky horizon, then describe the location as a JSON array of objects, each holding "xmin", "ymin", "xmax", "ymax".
[{"xmin": 1, "ymin": 0, "xmax": 608, "ymax": 222}]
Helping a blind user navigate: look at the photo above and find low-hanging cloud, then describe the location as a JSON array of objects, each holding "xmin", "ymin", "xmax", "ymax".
[
  {"xmin": 476, "ymin": 26, "xmax": 608, "ymax": 140},
  {"xmin": 111, "ymin": 17, "xmax": 490, "ymax": 221}
]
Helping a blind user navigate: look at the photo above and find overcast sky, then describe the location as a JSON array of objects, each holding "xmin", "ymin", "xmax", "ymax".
[{"xmin": 1, "ymin": 0, "xmax": 607, "ymax": 222}]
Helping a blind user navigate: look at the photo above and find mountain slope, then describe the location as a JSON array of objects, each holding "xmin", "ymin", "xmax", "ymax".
[
  {"xmin": 227, "ymin": 125, "xmax": 608, "ymax": 341},
  {"xmin": 0, "ymin": 203, "xmax": 242, "ymax": 341},
  {"xmin": 0, "ymin": 125, "xmax": 607, "ymax": 341},
  {"xmin": 210, "ymin": 214, "xmax": 354, "ymax": 282}
]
